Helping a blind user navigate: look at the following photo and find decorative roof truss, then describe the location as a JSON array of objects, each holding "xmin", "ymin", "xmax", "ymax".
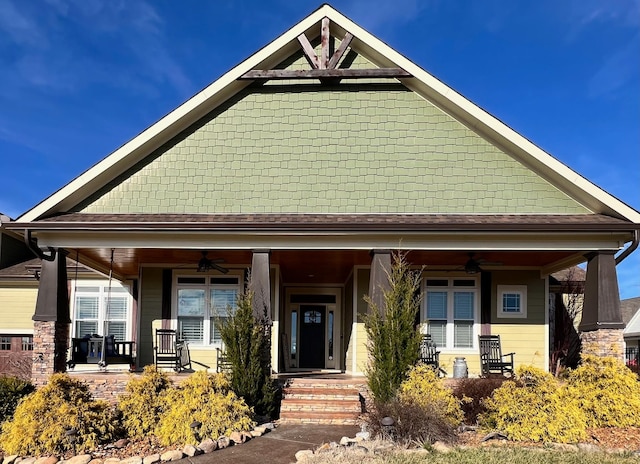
[{"xmin": 239, "ymin": 17, "xmax": 412, "ymax": 82}]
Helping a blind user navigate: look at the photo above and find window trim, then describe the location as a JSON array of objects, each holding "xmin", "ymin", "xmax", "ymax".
[
  {"xmin": 497, "ymin": 285, "xmax": 528, "ymax": 319},
  {"xmin": 421, "ymin": 277, "xmax": 479, "ymax": 351},
  {"xmin": 173, "ymin": 271, "xmax": 243, "ymax": 348},
  {"xmin": 71, "ymin": 280, "xmax": 133, "ymax": 340}
]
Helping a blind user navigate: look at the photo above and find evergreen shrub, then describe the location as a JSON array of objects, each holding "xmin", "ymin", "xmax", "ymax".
[
  {"xmin": 364, "ymin": 252, "xmax": 422, "ymax": 403},
  {"xmin": 117, "ymin": 365, "xmax": 171, "ymax": 438},
  {"xmin": 480, "ymin": 365, "xmax": 586, "ymax": 443},
  {"xmin": 398, "ymin": 364, "xmax": 464, "ymax": 427},
  {"xmin": 0, "ymin": 375, "xmax": 34, "ymax": 424},
  {"xmin": 565, "ymin": 354, "xmax": 640, "ymax": 428},
  {"xmin": 217, "ymin": 284, "xmax": 278, "ymax": 418},
  {"xmin": 0, "ymin": 373, "xmax": 117, "ymax": 455},
  {"xmin": 155, "ymin": 371, "xmax": 254, "ymax": 446}
]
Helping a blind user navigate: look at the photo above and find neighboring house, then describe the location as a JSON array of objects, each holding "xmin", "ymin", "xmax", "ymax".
[
  {"xmin": 622, "ymin": 297, "xmax": 640, "ymax": 361},
  {"xmin": 3, "ymin": 5, "xmax": 640, "ymax": 382}
]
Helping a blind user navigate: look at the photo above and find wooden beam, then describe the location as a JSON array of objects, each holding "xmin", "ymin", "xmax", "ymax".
[
  {"xmin": 239, "ymin": 68, "xmax": 412, "ymax": 80},
  {"xmin": 297, "ymin": 33, "xmax": 319, "ymax": 69},
  {"xmin": 328, "ymin": 32, "xmax": 353, "ymax": 69},
  {"xmin": 320, "ymin": 17, "xmax": 330, "ymax": 69}
]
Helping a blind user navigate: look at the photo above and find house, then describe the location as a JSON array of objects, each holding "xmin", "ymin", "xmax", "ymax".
[
  {"xmin": 622, "ymin": 297, "xmax": 640, "ymax": 365},
  {"xmin": 3, "ymin": 5, "xmax": 640, "ymax": 384}
]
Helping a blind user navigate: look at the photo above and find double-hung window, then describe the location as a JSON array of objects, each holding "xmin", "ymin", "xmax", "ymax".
[
  {"xmin": 176, "ymin": 274, "xmax": 241, "ymax": 346},
  {"xmin": 72, "ymin": 282, "xmax": 131, "ymax": 340},
  {"xmin": 422, "ymin": 278, "xmax": 478, "ymax": 349}
]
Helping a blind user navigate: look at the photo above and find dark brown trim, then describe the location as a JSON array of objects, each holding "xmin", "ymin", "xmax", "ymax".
[
  {"xmin": 480, "ymin": 271, "xmax": 492, "ymax": 335},
  {"xmin": 161, "ymin": 269, "xmax": 172, "ymax": 323},
  {"xmin": 239, "ymin": 68, "xmax": 412, "ymax": 80}
]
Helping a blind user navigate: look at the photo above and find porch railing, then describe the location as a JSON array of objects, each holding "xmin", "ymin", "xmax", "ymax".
[{"xmin": 625, "ymin": 347, "xmax": 639, "ymax": 372}]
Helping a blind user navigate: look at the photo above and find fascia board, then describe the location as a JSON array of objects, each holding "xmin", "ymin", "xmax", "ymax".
[
  {"xmin": 18, "ymin": 5, "xmax": 640, "ymax": 224},
  {"xmin": 625, "ymin": 309, "xmax": 640, "ymax": 335}
]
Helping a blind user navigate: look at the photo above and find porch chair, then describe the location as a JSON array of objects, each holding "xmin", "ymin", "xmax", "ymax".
[
  {"xmin": 419, "ymin": 334, "xmax": 446, "ymax": 377},
  {"xmin": 154, "ymin": 329, "xmax": 190, "ymax": 372},
  {"xmin": 478, "ymin": 335, "xmax": 515, "ymax": 376},
  {"xmin": 216, "ymin": 347, "xmax": 232, "ymax": 373}
]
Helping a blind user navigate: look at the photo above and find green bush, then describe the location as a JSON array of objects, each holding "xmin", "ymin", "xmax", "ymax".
[
  {"xmin": 155, "ymin": 371, "xmax": 254, "ymax": 446},
  {"xmin": 480, "ymin": 365, "xmax": 586, "ymax": 443},
  {"xmin": 364, "ymin": 252, "xmax": 422, "ymax": 403},
  {"xmin": 0, "ymin": 375, "xmax": 34, "ymax": 424},
  {"xmin": 565, "ymin": 354, "xmax": 640, "ymax": 428},
  {"xmin": 0, "ymin": 373, "xmax": 117, "ymax": 455},
  {"xmin": 398, "ymin": 364, "xmax": 464, "ymax": 427},
  {"xmin": 218, "ymin": 284, "xmax": 278, "ymax": 419},
  {"xmin": 117, "ymin": 365, "xmax": 171, "ymax": 439}
]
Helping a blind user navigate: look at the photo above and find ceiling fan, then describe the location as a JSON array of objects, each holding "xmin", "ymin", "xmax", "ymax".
[
  {"xmin": 197, "ymin": 251, "xmax": 229, "ymax": 274},
  {"xmin": 463, "ymin": 253, "xmax": 502, "ymax": 274}
]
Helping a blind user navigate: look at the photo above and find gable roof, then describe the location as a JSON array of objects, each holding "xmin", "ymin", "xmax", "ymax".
[
  {"xmin": 623, "ymin": 297, "xmax": 640, "ymax": 338},
  {"xmin": 16, "ymin": 4, "xmax": 640, "ymax": 224}
]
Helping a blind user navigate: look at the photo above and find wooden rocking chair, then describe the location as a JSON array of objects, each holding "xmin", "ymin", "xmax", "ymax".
[{"xmin": 479, "ymin": 335, "xmax": 515, "ymax": 376}]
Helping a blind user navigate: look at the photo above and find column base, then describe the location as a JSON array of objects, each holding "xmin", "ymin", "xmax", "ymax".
[
  {"xmin": 579, "ymin": 329, "xmax": 624, "ymax": 361},
  {"xmin": 32, "ymin": 321, "xmax": 69, "ymax": 386}
]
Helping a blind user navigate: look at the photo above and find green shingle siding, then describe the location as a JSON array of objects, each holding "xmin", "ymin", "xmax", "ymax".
[{"xmin": 80, "ymin": 85, "xmax": 589, "ymax": 215}]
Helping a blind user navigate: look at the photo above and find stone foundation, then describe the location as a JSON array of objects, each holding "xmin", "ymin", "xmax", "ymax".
[
  {"xmin": 32, "ymin": 320, "xmax": 69, "ymax": 386},
  {"xmin": 580, "ymin": 329, "xmax": 624, "ymax": 361}
]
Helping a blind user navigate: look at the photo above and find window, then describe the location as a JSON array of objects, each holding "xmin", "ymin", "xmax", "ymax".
[
  {"xmin": 72, "ymin": 282, "xmax": 131, "ymax": 340},
  {"xmin": 422, "ymin": 278, "xmax": 478, "ymax": 349},
  {"xmin": 0, "ymin": 336, "xmax": 11, "ymax": 350},
  {"xmin": 497, "ymin": 285, "xmax": 527, "ymax": 318},
  {"xmin": 176, "ymin": 274, "xmax": 241, "ymax": 345}
]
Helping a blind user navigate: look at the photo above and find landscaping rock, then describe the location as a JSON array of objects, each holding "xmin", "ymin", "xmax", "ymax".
[
  {"xmin": 119, "ymin": 457, "xmax": 142, "ymax": 464},
  {"xmin": 250, "ymin": 430, "xmax": 263, "ymax": 438},
  {"xmin": 66, "ymin": 455, "xmax": 92, "ymax": 464},
  {"xmin": 294, "ymin": 450, "xmax": 313, "ymax": 462},
  {"xmin": 217, "ymin": 437, "xmax": 231, "ymax": 449},
  {"xmin": 103, "ymin": 459, "xmax": 120, "ymax": 464},
  {"xmin": 142, "ymin": 454, "xmax": 160, "ymax": 464},
  {"xmin": 253, "ymin": 426, "xmax": 268, "ymax": 435},
  {"xmin": 229, "ymin": 431, "xmax": 246, "ymax": 445},
  {"xmin": 20, "ymin": 458, "xmax": 37, "ymax": 464},
  {"xmin": 181, "ymin": 445, "xmax": 201, "ymax": 457},
  {"xmin": 3, "ymin": 456, "xmax": 19, "ymax": 464},
  {"xmin": 355, "ymin": 431, "xmax": 370, "ymax": 441},
  {"xmin": 197, "ymin": 439, "xmax": 217, "ymax": 454},
  {"xmin": 315, "ymin": 443, "xmax": 332, "ymax": 453},
  {"xmin": 549, "ymin": 443, "xmax": 578, "ymax": 452},
  {"xmin": 34, "ymin": 458, "xmax": 58, "ymax": 464},
  {"xmin": 159, "ymin": 450, "xmax": 183, "ymax": 462},
  {"xmin": 577, "ymin": 443, "xmax": 600, "ymax": 453},
  {"xmin": 339, "ymin": 436, "xmax": 356, "ymax": 446},
  {"xmin": 262, "ymin": 422, "xmax": 275, "ymax": 430},
  {"xmin": 481, "ymin": 431, "xmax": 508, "ymax": 442},
  {"xmin": 114, "ymin": 440, "xmax": 129, "ymax": 450}
]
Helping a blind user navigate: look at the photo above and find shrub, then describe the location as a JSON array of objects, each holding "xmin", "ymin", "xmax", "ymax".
[
  {"xmin": 117, "ymin": 365, "xmax": 171, "ymax": 439},
  {"xmin": 452, "ymin": 377, "xmax": 507, "ymax": 425},
  {"xmin": 218, "ymin": 284, "xmax": 278, "ymax": 419},
  {"xmin": 0, "ymin": 373, "xmax": 117, "ymax": 455},
  {"xmin": 480, "ymin": 365, "xmax": 586, "ymax": 443},
  {"xmin": 364, "ymin": 252, "xmax": 422, "ymax": 403},
  {"xmin": 0, "ymin": 375, "xmax": 34, "ymax": 424},
  {"xmin": 365, "ymin": 399, "xmax": 458, "ymax": 445},
  {"xmin": 565, "ymin": 354, "xmax": 640, "ymax": 428},
  {"xmin": 155, "ymin": 371, "xmax": 254, "ymax": 446},
  {"xmin": 397, "ymin": 364, "xmax": 464, "ymax": 427}
]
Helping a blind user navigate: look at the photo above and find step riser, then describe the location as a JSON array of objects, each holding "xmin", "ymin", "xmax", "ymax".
[{"xmin": 279, "ymin": 382, "xmax": 363, "ymax": 424}]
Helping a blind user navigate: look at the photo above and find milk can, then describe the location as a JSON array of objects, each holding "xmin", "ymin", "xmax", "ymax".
[{"xmin": 453, "ymin": 357, "xmax": 468, "ymax": 378}]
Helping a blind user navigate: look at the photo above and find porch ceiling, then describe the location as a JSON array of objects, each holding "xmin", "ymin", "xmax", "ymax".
[{"xmin": 74, "ymin": 248, "xmax": 580, "ymax": 284}]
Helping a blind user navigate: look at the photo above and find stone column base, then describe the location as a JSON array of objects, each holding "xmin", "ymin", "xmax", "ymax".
[
  {"xmin": 32, "ymin": 320, "xmax": 69, "ymax": 386},
  {"xmin": 579, "ymin": 329, "xmax": 624, "ymax": 361}
]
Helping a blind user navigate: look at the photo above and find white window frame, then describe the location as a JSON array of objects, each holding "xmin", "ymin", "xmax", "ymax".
[
  {"xmin": 421, "ymin": 277, "xmax": 479, "ymax": 351},
  {"xmin": 173, "ymin": 271, "xmax": 243, "ymax": 347},
  {"xmin": 71, "ymin": 280, "xmax": 132, "ymax": 341},
  {"xmin": 497, "ymin": 285, "xmax": 528, "ymax": 318}
]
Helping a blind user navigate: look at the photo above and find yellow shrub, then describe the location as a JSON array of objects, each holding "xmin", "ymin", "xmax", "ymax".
[
  {"xmin": 481, "ymin": 365, "xmax": 586, "ymax": 443},
  {"xmin": 397, "ymin": 364, "xmax": 464, "ymax": 427},
  {"xmin": 565, "ymin": 355, "xmax": 640, "ymax": 428},
  {"xmin": 117, "ymin": 365, "xmax": 171, "ymax": 439},
  {"xmin": 0, "ymin": 373, "xmax": 117, "ymax": 455},
  {"xmin": 155, "ymin": 371, "xmax": 254, "ymax": 446}
]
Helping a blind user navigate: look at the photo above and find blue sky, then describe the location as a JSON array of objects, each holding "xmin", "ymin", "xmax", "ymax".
[{"xmin": 0, "ymin": 0, "xmax": 638, "ymax": 298}]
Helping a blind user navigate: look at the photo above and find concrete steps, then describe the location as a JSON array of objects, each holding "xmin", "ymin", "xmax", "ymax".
[{"xmin": 278, "ymin": 378, "xmax": 365, "ymax": 425}]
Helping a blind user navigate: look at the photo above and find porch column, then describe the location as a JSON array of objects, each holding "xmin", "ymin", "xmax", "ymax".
[
  {"xmin": 32, "ymin": 248, "xmax": 70, "ymax": 385},
  {"xmin": 368, "ymin": 250, "xmax": 392, "ymax": 317},
  {"xmin": 578, "ymin": 251, "xmax": 624, "ymax": 360},
  {"xmin": 250, "ymin": 250, "xmax": 271, "ymax": 324}
]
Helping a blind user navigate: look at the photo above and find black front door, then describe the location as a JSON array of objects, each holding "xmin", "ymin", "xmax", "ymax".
[{"xmin": 298, "ymin": 305, "xmax": 325, "ymax": 368}]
